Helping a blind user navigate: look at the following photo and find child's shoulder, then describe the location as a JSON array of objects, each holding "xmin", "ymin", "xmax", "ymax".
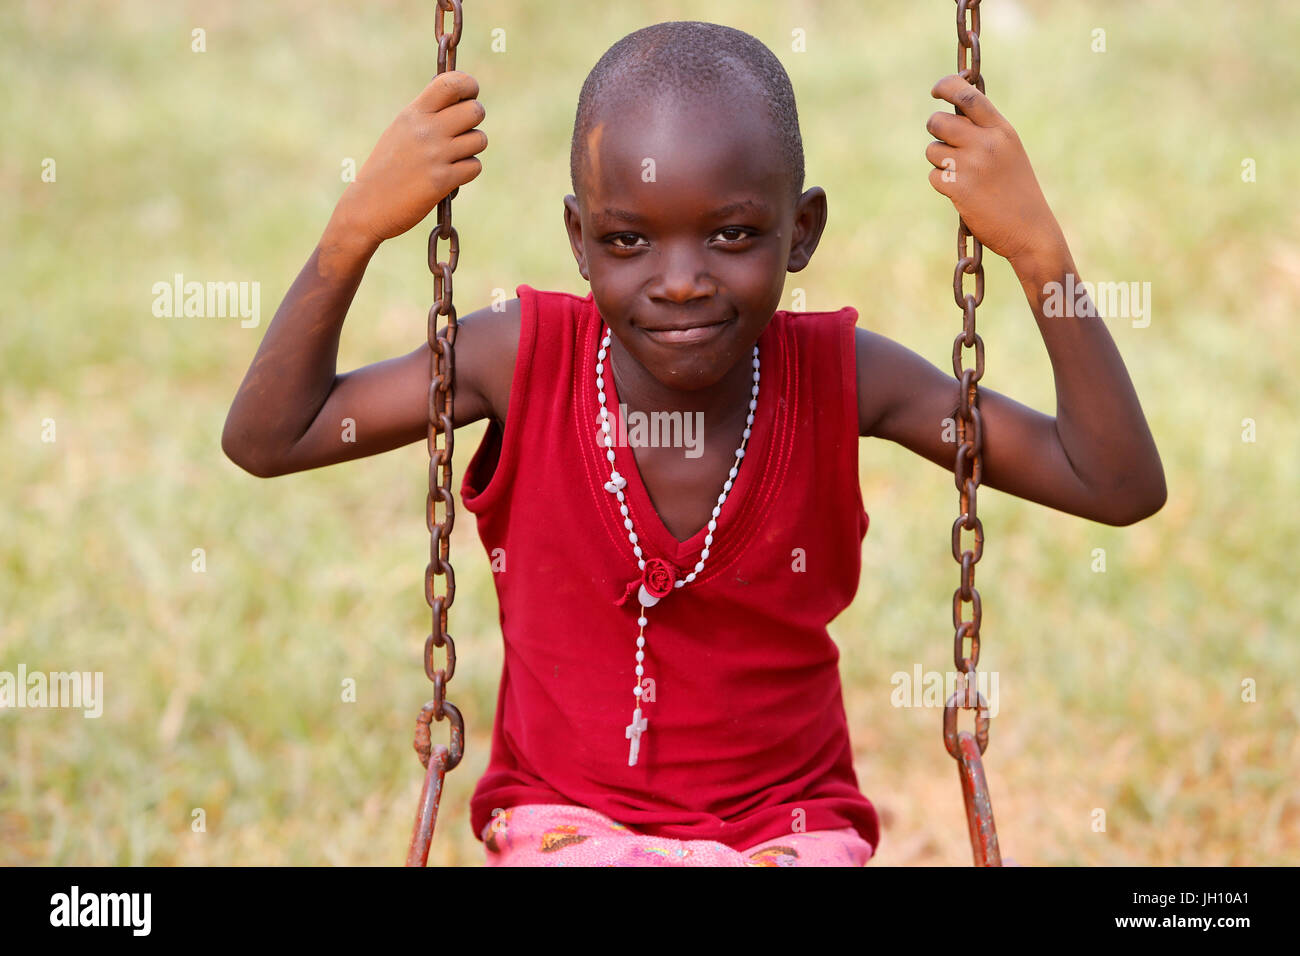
[
  {"xmin": 777, "ymin": 301, "xmax": 860, "ymax": 322},
  {"xmin": 452, "ymin": 290, "xmax": 529, "ymax": 427},
  {"xmin": 453, "ymin": 284, "xmax": 593, "ymax": 426},
  {"xmin": 765, "ymin": 304, "xmax": 928, "ymax": 441},
  {"xmin": 772, "ymin": 301, "xmax": 862, "ymax": 359},
  {"xmin": 514, "ymin": 283, "xmax": 592, "ymax": 315}
]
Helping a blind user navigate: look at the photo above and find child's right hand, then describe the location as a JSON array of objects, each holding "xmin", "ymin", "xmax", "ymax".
[{"xmin": 335, "ymin": 71, "xmax": 487, "ymax": 246}]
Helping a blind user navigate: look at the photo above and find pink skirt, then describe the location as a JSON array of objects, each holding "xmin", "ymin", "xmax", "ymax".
[{"xmin": 482, "ymin": 803, "xmax": 874, "ymax": 867}]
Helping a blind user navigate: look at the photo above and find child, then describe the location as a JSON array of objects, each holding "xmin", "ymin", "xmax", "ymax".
[{"xmin": 223, "ymin": 21, "xmax": 1165, "ymax": 867}]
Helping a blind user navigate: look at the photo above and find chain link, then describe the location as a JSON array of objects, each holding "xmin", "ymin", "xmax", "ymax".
[
  {"xmin": 943, "ymin": 0, "xmax": 1001, "ymax": 866},
  {"xmin": 407, "ymin": 0, "xmax": 465, "ymax": 868}
]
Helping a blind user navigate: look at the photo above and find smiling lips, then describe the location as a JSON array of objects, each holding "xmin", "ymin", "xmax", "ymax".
[{"xmin": 639, "ymin": 315, "xmax": 734, "ymax": 346}]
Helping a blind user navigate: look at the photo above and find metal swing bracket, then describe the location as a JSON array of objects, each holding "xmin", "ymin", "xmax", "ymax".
[{"xmin": 944, "ymin": 682, "xmax": 1001, "ymax": 866}]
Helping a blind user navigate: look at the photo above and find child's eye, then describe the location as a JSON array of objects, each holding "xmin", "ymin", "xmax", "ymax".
[
  {"xmin": 715, "ymin": 227, "xmax": 753, "ymax": 243},
  {"xmin": 604, "ymin": 229, "xmax": 753, "ymax": 251}
]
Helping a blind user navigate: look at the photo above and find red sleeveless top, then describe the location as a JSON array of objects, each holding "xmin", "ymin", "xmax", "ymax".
[{"xmin": 461, "ymin": 284, "xmax": 878, "ymax": 851}]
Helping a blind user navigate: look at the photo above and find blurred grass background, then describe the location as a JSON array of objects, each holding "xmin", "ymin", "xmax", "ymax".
[{"xmin": 2, "ymin": 0, "xmax": 1297, "ymax": 865}]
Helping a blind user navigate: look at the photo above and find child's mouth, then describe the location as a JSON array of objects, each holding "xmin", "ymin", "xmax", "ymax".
[{"xmin": 639, "ymin": 315, "xmax": 734, "ymax": 347}]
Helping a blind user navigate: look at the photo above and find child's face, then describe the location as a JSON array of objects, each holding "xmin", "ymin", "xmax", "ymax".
[{"xmin": 564, "ymin": 92, "xmax": 826, "ymax": 393}]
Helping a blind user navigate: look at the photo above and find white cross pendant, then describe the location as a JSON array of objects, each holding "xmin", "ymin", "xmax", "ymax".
[{"xmin": 625, "ymin": 707, "xmax": 648, "ymax": 766}]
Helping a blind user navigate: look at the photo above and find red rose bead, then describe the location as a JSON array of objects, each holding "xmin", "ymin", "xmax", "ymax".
[{"xmin": 643, "ymin": 558, "xmax": 679, "ymax": 599}]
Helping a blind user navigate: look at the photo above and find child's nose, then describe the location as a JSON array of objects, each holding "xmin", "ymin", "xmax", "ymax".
[{"xmin": 651, "ymin": 249, "xmax": 715, "ymax": 303}]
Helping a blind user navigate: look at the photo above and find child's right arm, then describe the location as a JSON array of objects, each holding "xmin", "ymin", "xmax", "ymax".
[{"xmin": 222, "ymin": 71, "xmax": 513, "ymax": 478}]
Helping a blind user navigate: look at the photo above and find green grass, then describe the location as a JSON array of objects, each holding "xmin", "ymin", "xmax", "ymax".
[{"xmin": 2, "ymin": 0, "xmax": 1297, "ymax": 865}]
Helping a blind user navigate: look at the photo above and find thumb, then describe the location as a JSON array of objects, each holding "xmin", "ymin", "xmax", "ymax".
[{"xmin": 411, "ymin": 70, "xmax": 478, "ymax": 113}]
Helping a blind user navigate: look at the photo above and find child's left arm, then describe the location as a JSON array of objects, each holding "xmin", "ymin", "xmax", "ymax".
[{"xmin": 854, "ymin": 75, "xmax": 1165, "ymax": 526}]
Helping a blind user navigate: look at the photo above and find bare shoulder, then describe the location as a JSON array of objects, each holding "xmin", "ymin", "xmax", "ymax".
[
  {"xmin": 450, "ymin": 296, "xmax": 522, "ymax": 427},
  {"xmin": 854, "ymin": 325, "xmax": 954, "ymax": 439}
]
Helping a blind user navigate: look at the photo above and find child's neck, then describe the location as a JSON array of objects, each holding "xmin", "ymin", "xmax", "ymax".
[{"xmin": 606, "ymin": 335, "xmax": 758, "ymax": 430}]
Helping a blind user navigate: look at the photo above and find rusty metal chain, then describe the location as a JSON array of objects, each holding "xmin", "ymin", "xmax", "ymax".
[
  {"xmin": 942, "ymin": 0, "xmax": 1001, "ymax": 867},
  {"xmin": 406, "ymin": 0, "xmax": 465, "ymax": 868}
]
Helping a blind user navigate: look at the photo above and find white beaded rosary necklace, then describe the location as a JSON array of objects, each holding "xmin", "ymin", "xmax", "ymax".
[{"xmin": 595, "ymin": 324, "xmax": 760, "ymax": 766}]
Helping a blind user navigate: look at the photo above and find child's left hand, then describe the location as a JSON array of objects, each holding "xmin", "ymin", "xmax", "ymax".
[{"xmin": 925, "ymin": 74, "xmax": 1064, "ymax": 266}]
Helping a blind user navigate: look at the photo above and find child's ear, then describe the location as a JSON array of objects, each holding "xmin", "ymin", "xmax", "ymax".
[
  {"xmin": 786, "ymin": 186, "xmax": 828, "ymax": 273},
  {"xmin": 562, "ymin": 195, "xmax": 590, "ymax": 280}
]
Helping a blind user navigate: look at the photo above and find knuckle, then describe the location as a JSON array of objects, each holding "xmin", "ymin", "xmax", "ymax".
[{"xmin": 986, "ymin": 127, "xmax": 1013, "ymax": 154}]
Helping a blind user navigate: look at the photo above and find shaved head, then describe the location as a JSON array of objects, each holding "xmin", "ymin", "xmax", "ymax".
[{"xmin": 570, "ymin": 21, "xmax": 805, "ymax": 206}]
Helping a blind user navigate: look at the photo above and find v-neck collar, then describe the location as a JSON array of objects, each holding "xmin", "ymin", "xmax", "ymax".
[{"xmin": 580, "ymin": 298, "xmax": 791, "ymax": 575}]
